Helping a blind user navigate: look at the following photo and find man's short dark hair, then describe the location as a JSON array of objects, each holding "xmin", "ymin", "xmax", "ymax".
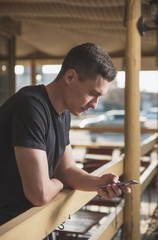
[{"xmin": 57, "ymin": 43, "xmax": 117, "ymax": 82}]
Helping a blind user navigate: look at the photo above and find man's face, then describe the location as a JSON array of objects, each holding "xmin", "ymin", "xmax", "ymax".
[{"xmin": 64, "ymin": 71, "xmax": 111, "ymax": 116}]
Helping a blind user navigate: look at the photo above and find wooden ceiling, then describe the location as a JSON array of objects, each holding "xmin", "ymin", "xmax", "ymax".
[{"xmin": 0, "ymin": 0, "xmax": 157, "ymax": 70}]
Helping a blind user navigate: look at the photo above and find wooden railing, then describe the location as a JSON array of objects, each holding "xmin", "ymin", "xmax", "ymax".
[
  {"xmin": 0, "ymin": 132, "xmax": 157, "ymax": 240},
  {"xmin": 0, "ymin": 157, "xmax": 124, "ymax": 240},
  {"xmin": 71, "ymin": 126, "xmax": 157, "ymax": 134}
]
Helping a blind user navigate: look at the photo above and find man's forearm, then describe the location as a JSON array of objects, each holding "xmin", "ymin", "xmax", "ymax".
[
  {"xmin": 57, "ymin": 166, "xmax": 100, "ymax": 191},
  {"xmin": 55, "ymin": 163, "xmax": 130, "ymax": 201}
]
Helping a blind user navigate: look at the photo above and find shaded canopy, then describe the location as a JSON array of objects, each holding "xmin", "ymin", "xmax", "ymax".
[{"xmin": 0, "ymin": 0, "xmax": 157, "ymax": 70}]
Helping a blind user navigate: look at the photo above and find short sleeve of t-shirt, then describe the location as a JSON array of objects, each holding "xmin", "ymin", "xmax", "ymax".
[{"xmin": 12, "ymin": 96, "xmax": 48, "ymax": 150}]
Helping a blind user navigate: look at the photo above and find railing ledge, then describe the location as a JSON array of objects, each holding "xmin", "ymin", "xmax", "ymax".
[{"xmin": 0, "ymin": 157, "xmax": 124, "ymax": 240}]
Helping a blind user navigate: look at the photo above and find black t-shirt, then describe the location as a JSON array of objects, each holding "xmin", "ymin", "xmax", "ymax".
[{"xmin": 0, "ymin": 85, "xmax": 70, "ymax": 225}]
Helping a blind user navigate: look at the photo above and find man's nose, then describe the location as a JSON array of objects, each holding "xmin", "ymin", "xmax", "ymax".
[{"xmin": 89, "ymin": 97, "xmax": 99, "ymax": 110}]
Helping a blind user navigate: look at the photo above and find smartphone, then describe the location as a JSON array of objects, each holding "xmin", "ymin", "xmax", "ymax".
[{"xmin": 96, "ymin": 180, "xmax": 139, "ymax": 188}]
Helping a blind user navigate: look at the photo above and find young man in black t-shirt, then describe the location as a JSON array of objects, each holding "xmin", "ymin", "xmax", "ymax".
[{"xmin": 0, "ymin": 43, "xmax": 131, "ymax": 225}]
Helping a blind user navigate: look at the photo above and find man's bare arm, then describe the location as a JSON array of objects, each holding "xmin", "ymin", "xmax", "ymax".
[
  {"xmin": 14, "ymin": 146, "xmax": 63, "ymax": 206},
  {"xmin": 55, "ymin": 144, "xmax": 101, "ymax": 191},
  {"xmin": 55, "ymin": 144, "xmax": 131, "ymax": 199}
]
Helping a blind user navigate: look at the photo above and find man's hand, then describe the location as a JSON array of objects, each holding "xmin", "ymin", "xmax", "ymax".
[{"xmin": 96, "ymin": 173, "xmax": 131, "ymax": 200}]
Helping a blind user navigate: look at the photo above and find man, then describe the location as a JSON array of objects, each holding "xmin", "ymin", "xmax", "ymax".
[{"xmin": 0, "ymin": 43, "xmax": 131, "ymax": 226}]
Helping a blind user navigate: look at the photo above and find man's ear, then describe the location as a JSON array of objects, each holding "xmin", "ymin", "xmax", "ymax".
[{"xmin": 64, "ymin": 69, "xmax": 76, "ymax": 85}]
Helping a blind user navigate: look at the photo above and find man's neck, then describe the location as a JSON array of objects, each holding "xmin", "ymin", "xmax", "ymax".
[{"xmin": 45, "ymin": 79, "xmax": 65, "ymax": 114}]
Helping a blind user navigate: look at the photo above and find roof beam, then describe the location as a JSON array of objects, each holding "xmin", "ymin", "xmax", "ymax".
[{"xmin": 0, "ymin": 17, "xmax": 21, "ymax": 37}]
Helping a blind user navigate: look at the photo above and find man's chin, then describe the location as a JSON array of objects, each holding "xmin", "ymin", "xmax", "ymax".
[
  {"xmin": 75, "ymin": 113, "xmax": 82, "ymax": 116},
  {"xmin": 71, "ymin": 111, "xmax": 82, "ymax": 116}
]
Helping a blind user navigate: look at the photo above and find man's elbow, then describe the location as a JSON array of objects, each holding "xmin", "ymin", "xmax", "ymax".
[
  {"xmin": 23, "ymin": 180, "xmax": 63, "ymax": 206},
  {"xmin": 32, "ymin": 196, "xmax": 50, "ymax": 206},
  {"xmin": 25, "ymin": 191, "xmax": 51, "ymax": 206}
]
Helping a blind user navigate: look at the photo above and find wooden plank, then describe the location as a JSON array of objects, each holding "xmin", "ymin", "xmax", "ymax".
[
  {"xmin": 55, "ymin": 209, "xmax": 106, "ymax": 235},
  {"xmin": 9, "ymin": 36, "xmax": 16, "ymax": 96},
  {"xmin": 85, "ymin": 153, "xmax": 112, "ymax": 161},
  {"xmin": 71, "ymin": 126, "xmax": 124, "ymax": 133},
  {"xmin": 140, "ymin": 159, "xmax": 158, "ymax": 194},
  {"xmin": 71, "ymin": 126, "xmax": 157, "ymax": 134},
  {"xmin": 141, "ymin": 128, "xmax": 158, "ymax": 134},
  {"xmin": 0, "ymin": 157, "xmax": 124, "ymax": 240},
  {"xmin": 0, "ymin": 17, "xmax": 21, "ymax": 36},
  {"xmin": 71, "ymin": 144, "xmax": 122, "ymax": 149},
  {"xmin": 31, "ymin": 60, "xmax": 37, "ymax": 85},
  {"xmin": 89, "ymin": 200, "xmax": 124, "ymax": 240},
  {"xmin": 0, "ymin": 190, "xmax": 97, "ymax": 240},
  {"xmin": 140, "ymin": 133, "xmax": 158, "ymax": 156},
  {"xmin": 92, "ymin": 155, "xmax": 124, "ymax": 177}
]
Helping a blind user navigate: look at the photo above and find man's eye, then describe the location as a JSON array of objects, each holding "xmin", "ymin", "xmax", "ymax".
[{"xmin": 89, "ymin": 92, "xmax": 97, "ymax": 97}]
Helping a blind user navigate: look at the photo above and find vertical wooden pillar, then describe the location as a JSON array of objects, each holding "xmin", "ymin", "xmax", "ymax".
[
  {"xmin": 31, "ymin": 60, "xmax": 37, "ymax": 85},
  {"xmin": 9, "ymin": 36, "xmax": 16, "ymax": 96},
  {"xmin": 124, "ymin": 0, "xmax": 141, "ymax": 240}
]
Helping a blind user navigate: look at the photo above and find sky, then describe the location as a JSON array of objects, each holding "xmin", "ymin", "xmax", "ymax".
[{"xmin": 116, "ymin": 71, "xmax": 158, "ymax": 93}]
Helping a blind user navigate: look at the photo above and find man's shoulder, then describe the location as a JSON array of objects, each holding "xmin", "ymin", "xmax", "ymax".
[
  {"xmin": 17, "ymin": 85, "xmax": 46, "ymax": 99},
  {"xmin": 14, "ymin": 85, "xmax": 48, "ymax": 107}
]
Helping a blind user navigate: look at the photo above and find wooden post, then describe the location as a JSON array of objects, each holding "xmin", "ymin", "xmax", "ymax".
[
  {"xmin": 9, "ymin": 36, "xmax": 16, "ymax": 96},
  {"xmin": 124, "ymin": 0, "xmax": 141, "ymax": 240},
  {"xmin": 31, "ymin": 60, "xmax": 37, "ymax": 85}
]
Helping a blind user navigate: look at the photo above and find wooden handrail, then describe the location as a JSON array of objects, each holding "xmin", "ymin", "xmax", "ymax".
[
  {"xmin": 0, "ymin": 157, "xmax": 124, "ymax": 240},
  {"xmin": 140, "ymin": 159, "xmax": 158, "ymax": 193},
  {"xmin": 89, "ymin": 199, "xmax": 124, "ymax": 240},
  {"xmin": 140, "ymin": 133, "xmax": 158, "ymax": 156},
  {"xmin": 0, "ymin": 134, "xmax": 157, "ymax": 240}
]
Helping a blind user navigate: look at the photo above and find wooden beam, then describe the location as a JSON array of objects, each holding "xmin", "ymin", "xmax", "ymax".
[
  {"xmin": 89, "ymin": 200, "xmax": 124, "ymax": 240},
  {"xmin": 71, "ymin": 126, "xmax": 124, "ymax": 133},
  {"xmin": 31, "ymin": 60, "xmax": 37, "ymax": 85},
  {"xmin": 16, "ymin": 56, "xmax": 158, "ymax": 70},
  {"xmin": 0, "ymin": 189, "xmax": 95, "ymax": 240},
  {"xmin": 140, "ymin": 159, "xmax": 158, "ymax": 193},
  {"xmin": 9, "ymin": 36, "xmax": 16, "ymax": 96},
  {"xmin": 124, "ymin": 0, "xmax": 141, "ymax": 239},
  {"xmin": 71, "ymin": 126, "xmax": 157, "ymax": 134},
  {"xmin": 0, "ymin": 157, "xmax": 123, "ymax": 240},
  {"xmin": 0, "ymin": 17, "xmax": 21, "ymax": 37},
  {"xmin": 140, "ymin": 133, "xmax": 158, "ymax": 156},
  {"xmin": 90, "ymin": 155, "xmax": 124, "ymax": 177}
]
